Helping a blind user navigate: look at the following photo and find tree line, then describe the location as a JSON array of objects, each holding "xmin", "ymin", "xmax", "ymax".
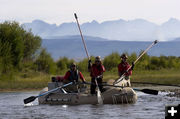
[
  {"xmin": 56, "ymin": 52, "xmax": 180, "ymax": 72},
  {"xmin": 0, "ymin": 21, "xmax": 180, "ymax": 79}
]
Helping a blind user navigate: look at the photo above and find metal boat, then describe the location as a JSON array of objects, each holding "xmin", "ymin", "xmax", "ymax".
[{"xmin": 38, "ymin": 80, "xmax": 137, "ymax": 105}]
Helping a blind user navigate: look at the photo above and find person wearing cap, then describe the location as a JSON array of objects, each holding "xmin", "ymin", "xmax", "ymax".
[
  {"xmin": 118, "ymin": 54, "xmax": 134, "ymax": 86},
  {"xmin": 63, "ymin": 63, "xmax": 86, "ymax": 92},
  {"xmin": 88, "ymin": 56, "xmax": 106, "ymax": 94}
]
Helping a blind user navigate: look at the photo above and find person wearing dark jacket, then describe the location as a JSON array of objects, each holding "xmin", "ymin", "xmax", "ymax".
[{"xmin": 88, "ymin": 56, "xmax": 105, "ymax": 94}]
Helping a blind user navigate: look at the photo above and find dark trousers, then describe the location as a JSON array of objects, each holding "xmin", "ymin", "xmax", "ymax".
[{"xmin": 90, "ymin": 78, "xmax": 103, "ymax": 94}]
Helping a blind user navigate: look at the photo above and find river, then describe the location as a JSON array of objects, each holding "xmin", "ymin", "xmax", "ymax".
[{"xmin": 0, "ymin": 91, "xmax": 179, "ymax": 119}]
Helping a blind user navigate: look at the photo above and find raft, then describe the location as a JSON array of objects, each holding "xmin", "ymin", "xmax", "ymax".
[{"xmin": 38, "ymin": 81, "xmax": 137, "ymax": 105}]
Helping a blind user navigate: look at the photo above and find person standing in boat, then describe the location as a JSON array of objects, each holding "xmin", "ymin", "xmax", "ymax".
[
  {"xmin": 118, "ymin": 54, "xmax": 134, "ymax": 87},
  {"xmin": 63, "ymin": 63, "xmax": 86, "ymax": 92},
  {"xmin": 88, "ymin": 56, "xmax": 105, "ymax": 94}
]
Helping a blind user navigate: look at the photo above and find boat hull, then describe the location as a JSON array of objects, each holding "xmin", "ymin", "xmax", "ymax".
[{"xmin": 38, "ymin": 87, "xmax": 137, "ymax": 105}]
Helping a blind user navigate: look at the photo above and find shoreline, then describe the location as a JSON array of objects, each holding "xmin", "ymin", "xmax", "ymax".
[
  {"xmin": 0, "ymin": 88, "xmax": 43, "ymax": 93},
  {"xmin": 1, "ymin": 86, "xmax": 180, "ymax": 99},
  {"xmin": 1, "ymin": 85, "xmax": 180, "ymax": 96}
]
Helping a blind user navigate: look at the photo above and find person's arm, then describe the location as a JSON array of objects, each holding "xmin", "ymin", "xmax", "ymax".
[
  {"xmin": 118, "ymin": 64, "xmax": 123, "ymax": 77},
  {"xmin": 79, "ymin": 72, "xmax": 86, "ymax": 82},
  {"xmin": 131, "ymin": 62, "xmax": 135, "ymax": 70},
  {"xmin": 88, "ymin": 60, "xmax": 92, "ymax": 72},
  {"xmin": 101, "ymin": 65, "xmax": 105, "ymax": 72},
  {"xmin": 64, "ymin": 71, "xmax": 70, "ymax": 80},
  {"xmin": 97, "ymin": 65, "xmax": 105, "ymax": 78},
  {"xmin": 118, "ymin": 72, "xmax": 123, "ymax": 77},
  {"xmin": 126, "ymin": 64, "xmax": 132, "ymax": 76}
]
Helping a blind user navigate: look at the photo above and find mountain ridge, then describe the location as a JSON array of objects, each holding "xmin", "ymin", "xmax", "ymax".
[
  {"xmin": 42, "ymin": 35, "xmax": 180, "ymax": 60},
  {"xmin": 23, "ymin": 18, "xmax": 180, "ymax": 41}
]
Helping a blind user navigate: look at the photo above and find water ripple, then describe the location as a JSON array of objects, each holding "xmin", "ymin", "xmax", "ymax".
[{"xmin": 0, "ymin": 91, "xmax": 179, "ymax": 119}]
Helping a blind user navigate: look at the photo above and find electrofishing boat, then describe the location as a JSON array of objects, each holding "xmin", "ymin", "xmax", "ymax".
[{"xmin": 38, "ymin": 80, "xmax": 137, "ymax": 105}]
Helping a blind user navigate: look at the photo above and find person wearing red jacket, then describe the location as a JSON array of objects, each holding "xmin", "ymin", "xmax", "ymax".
[
  {"xmin": 64, "ymin": 63, "xmax": 85, "ymax": 83},
  {"xmin": 118, "ymin": 54, "xmax": 134, "ymax": 86},
  {"xmin": 63, "ymin": 63, "xmax": 86, "ymax": 92},
  {"xmin": 88, "ymin": 56, "xmax": 105, "ymax": 94}
]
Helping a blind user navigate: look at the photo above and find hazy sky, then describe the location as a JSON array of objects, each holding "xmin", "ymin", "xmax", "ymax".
[{"xmin": 0, "ymin": 0, "xmax": 180, "ymax": 25}]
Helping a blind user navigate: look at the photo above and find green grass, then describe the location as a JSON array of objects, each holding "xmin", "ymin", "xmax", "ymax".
[
  {"xmin": 132, "ymin": 69, "xmax": 180, "ymax": 84},
  {"xmin": 0, "ymin": 69, "xmax": 180, "ymax": 91},
  {"xmin": 0, "ymin": 72, "xmax": 50, "ymax": 91}
]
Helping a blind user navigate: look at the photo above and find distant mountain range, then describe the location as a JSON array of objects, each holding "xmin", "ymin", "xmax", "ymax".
[
  {"xmin": 23, "ymin": 18, "xmax": 180, "ymax": 41},
  {"xmin": 22, "ymin": 18, "xmax": 180, "ymax": 59},
  {"xmin": 42, "ymin": 35, "xmax": 180, "ymax": 60},
  {"xmin": 173, "ymin": 37, "xmax": 180, "ymax": 42}
]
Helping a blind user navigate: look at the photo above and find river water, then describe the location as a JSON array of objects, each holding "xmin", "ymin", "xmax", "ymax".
[{"xmin": 0, "ymin": 91, "xmax": 179, "ymax": 119}]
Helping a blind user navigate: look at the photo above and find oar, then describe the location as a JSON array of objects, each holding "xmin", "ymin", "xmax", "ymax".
[
  {"xmin": 131, "ymin": 82, "xmax": 180, "ymax": 88},
  {"xmin": 24, "ymin": 82, "xmax": 73, "ymax": 104},
  {"xmin": 133, "ymin": 88, "xmax": 158, "ymax": 95},
  {"xmin": 107, "ymin": 84, "xmax": 158, "ymax": 95},
  {"xmin": 74, "ymin": 13, "xmax": 90, "ymax": 60},
  {"xmin": 104, "ymin": 84, "xmax": 158, "ymax": 95},
  {"xmin": 94, "ymin": 78, "xmax": 103, "ymax": 105},
  {"xmin": 84, "ymin": 82, "xmax": 159, "ymax": 95},
  {"xmin": 74, "ymin": 13, "xmax": 103, "ymax": 105},
  {"xmin": 113, "ymin": 40, "xmax": 158, "ymax": 85}
]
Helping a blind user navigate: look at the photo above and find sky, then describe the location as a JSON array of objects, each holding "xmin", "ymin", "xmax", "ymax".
[{"xmin": 0, "ymin": 0, "xmax": 180, "ymax": 25}]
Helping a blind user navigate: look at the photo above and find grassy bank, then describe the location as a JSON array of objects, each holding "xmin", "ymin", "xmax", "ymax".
[
  {"xmin": 0, "ymin": 69, "xmax": 180, "ymax": 91},
  {"xmin": 0, "ymin": 72, "xmax": 50, "ymax": 91},
  {"xmin": 132, "ymin": 69, "xmax": 180, "ymax": 84}
]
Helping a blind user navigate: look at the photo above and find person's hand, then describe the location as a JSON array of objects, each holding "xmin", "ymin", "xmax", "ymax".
[
  {"xmin": 88, "ymin": 59, "xmax": 91, "ymax": 64},
  {"xmin": 73, "ymin": 80, "xmax": 77, "ymax": 84},
  {"xmin": 97, "ymin": 75, "xmax": 103, "ymax": 78},
  {"xmin": 131, "ymin": 62, "xmax": 135, "ymax": 70},
  {"xmin": 123, "ymin": 70, "xmax": 128, "ymax": 74},
  {"xmin": 88, "ymin": 60, "xmax": 92, "ymax": 70}
]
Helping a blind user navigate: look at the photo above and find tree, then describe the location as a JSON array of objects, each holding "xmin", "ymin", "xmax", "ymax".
[
  {"xmin": 103, "ymin": 52, "xmax": 120, "ymax": 71},
  {"xmin": 78, "ymin": 58, "xmax": 88, "ymax": 72},
  {"xmin": 149, "ymin": 56, "xmax": 160, "ymax": 70},
  {"xmin": 0, "ymin": 21, "xmax": 42, "ymax": 73},
  {"xmin": 56, "ymin": 57, "xmax": 75, "ymax": 71},
  {"xmin": 22, "ymin": 31, "xmax": 41, "ymax": 62},
  {"xmin": 136, "ymin": 51, "xmax": 150, "ymax": 70},
  {"xmin": 35, "ymin": 48, "xmax": 57, "ymax": 74},
  {"xmin": 0, "ymin": 42, "xmax": 13, "ymax": 74}
]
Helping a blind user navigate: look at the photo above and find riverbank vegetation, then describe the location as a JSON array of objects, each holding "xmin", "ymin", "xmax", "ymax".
[{"xmin": 0, "ymin": 21, "xmax": 180, "ymax": 91}]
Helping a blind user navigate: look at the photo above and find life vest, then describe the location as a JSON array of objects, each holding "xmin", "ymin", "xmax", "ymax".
[{"xmin": 68, "ymin": 70, "xmax": 79, "ymax": 82}]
